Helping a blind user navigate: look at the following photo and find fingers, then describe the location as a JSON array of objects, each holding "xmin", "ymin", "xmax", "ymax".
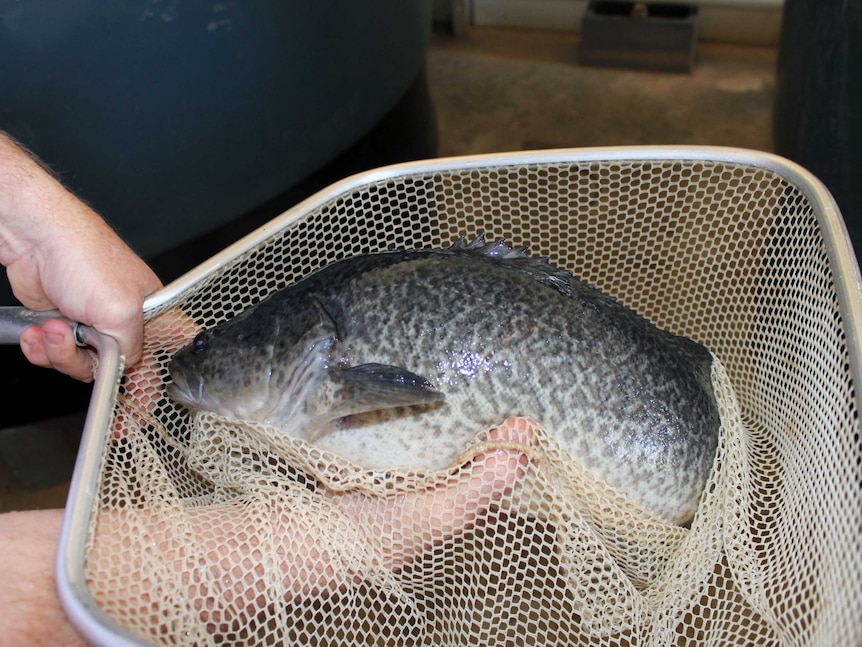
[
  {"xmin": 117, "ymin": 434, "xmax": 529, "ymax": 636},
  {"xmin": 19, "ymin": 320, "xmax": 94, "ymax": 382},
  {"xmin": 85, "ymin": 419, "xmax": 538, "ymax": 636},
  {"xmin": 337, "ymin": 416, "xmax": 536, "ymax": 569}
]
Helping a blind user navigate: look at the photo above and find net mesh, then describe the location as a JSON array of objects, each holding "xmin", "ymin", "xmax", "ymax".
[{"xmin": 80, "ymin": 157, "xmax": 861, "ymax": 645}]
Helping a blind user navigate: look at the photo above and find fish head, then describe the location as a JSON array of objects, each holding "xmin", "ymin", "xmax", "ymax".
[{"xmin": 166, "ymin": 296, "xmax": 339, "ymax": 427}]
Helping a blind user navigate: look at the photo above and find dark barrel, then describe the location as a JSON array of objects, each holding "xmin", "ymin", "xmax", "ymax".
[
  {"xmin": 773, "ymin": 0, "xmax": 862, "ymax": 260},
  {"xmin": 0, "ymin": 1, "xmax": 436, "ymax": 428}
]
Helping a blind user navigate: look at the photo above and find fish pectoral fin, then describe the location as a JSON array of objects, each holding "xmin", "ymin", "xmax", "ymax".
[
  {"xmin": 324, "ymin": 362, "xmax": 444, "ymax": 418},
  {"xmin": 337, "ymin": 362, "xmax": 444, "ymax": 409},
  {"xmin": 303, "ymin": 363, "xmax": 444, "ymax": 442}
]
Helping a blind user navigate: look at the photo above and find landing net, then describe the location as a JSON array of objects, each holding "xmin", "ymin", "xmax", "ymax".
[{"xmin": 79, "ymin": 152, "xmax": 861, "ymax": 646}]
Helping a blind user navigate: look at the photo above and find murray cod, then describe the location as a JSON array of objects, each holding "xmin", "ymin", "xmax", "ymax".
[{"xmin": 168, "ymin": 236, "xmax": 720, "ymax": 525}]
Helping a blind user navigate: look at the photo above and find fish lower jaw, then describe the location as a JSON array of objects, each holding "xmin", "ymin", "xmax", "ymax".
[
  {"xmin": 166, "ymin": 382, "xmax": 202, "ymax": 412},
  {"xmin": 167, "ymin": 386, "xmax": 267, "ymax": 425}
]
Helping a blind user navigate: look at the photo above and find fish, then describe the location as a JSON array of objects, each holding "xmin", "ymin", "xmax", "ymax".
[{"xmin": 167, "ymin": 236, "xmax": 720, "ymax": 525}]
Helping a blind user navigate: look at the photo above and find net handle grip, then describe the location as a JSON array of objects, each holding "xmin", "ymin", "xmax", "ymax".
[{"xmin": 0, "ymin": 306, "xmax": 93, "ymax": 348}]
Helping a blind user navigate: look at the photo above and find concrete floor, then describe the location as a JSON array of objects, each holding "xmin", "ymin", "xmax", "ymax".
[
  {"xmin": 428, "ymin": 26, "xmax": 776, "ymax": 155},
  {"xmin": 0, "ymin": 25, "xmax": 778, "ymax": 514}
]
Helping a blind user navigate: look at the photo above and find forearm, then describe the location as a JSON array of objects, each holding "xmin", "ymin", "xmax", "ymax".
[
  {"xmin": 0, "ymin": 132, "xmax": 63, "ymax": 260},
  {"xmin": 0, "ymin": 131, "xmax": 113, "ymax": 273}
]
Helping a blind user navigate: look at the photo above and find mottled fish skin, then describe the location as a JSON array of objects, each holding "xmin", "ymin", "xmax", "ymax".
[{"xmin": 168, "ymin": 237, "xmax": 720, "ymax": 525}]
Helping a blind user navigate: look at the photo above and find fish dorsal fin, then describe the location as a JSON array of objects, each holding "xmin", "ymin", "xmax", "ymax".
[
  {"xmin": 448, "ymin": 233, "xmax": 532, "ymax": 260},
  {"xmin": 447, "ymin": 234, "xmax": 618, "ymax": 308}
]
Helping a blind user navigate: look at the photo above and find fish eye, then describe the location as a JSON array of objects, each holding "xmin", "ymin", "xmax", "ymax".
[{"xmin": 192, "ymin": 332, "xmax": 209, "ymax": 353}]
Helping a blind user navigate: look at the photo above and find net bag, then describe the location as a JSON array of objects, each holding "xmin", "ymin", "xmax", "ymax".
[{"xmin": 65, "ymin": 148, "xmax": 862, "ymax": 646}]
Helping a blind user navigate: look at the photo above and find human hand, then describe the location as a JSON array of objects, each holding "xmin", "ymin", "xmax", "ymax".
[
  {"xmin": 84, "ymin": 417, "xmax": 536, "ymax": 639},
  {"xmin": 0, "ymin": 133, "xmax": 162, "ymax": 380},
  {"xmin": 0, "ymin": 418, "xmax": 534, "ymax": 645}
]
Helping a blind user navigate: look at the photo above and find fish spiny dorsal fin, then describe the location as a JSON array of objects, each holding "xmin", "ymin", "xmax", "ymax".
[
  {"xmin": 449, "ymin": 233, "xmax": 529, "ymax": 258},
  {"xmin": 449, "ymin": 234, "xmax": 573, "ymax": 281},
  {"xmin": 447, "ymin": 234, "xmax": 624, "ymax": 312}
]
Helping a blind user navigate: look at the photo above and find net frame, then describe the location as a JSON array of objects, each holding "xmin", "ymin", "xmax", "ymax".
[{"xmin": 55, "ymin": 146, "xmax": 862, "ymax": 646}]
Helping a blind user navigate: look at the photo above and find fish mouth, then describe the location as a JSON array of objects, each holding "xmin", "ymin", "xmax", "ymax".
[{"xmin": 166, "ymin": 371, "xmax": 204, "ymax": 410}]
